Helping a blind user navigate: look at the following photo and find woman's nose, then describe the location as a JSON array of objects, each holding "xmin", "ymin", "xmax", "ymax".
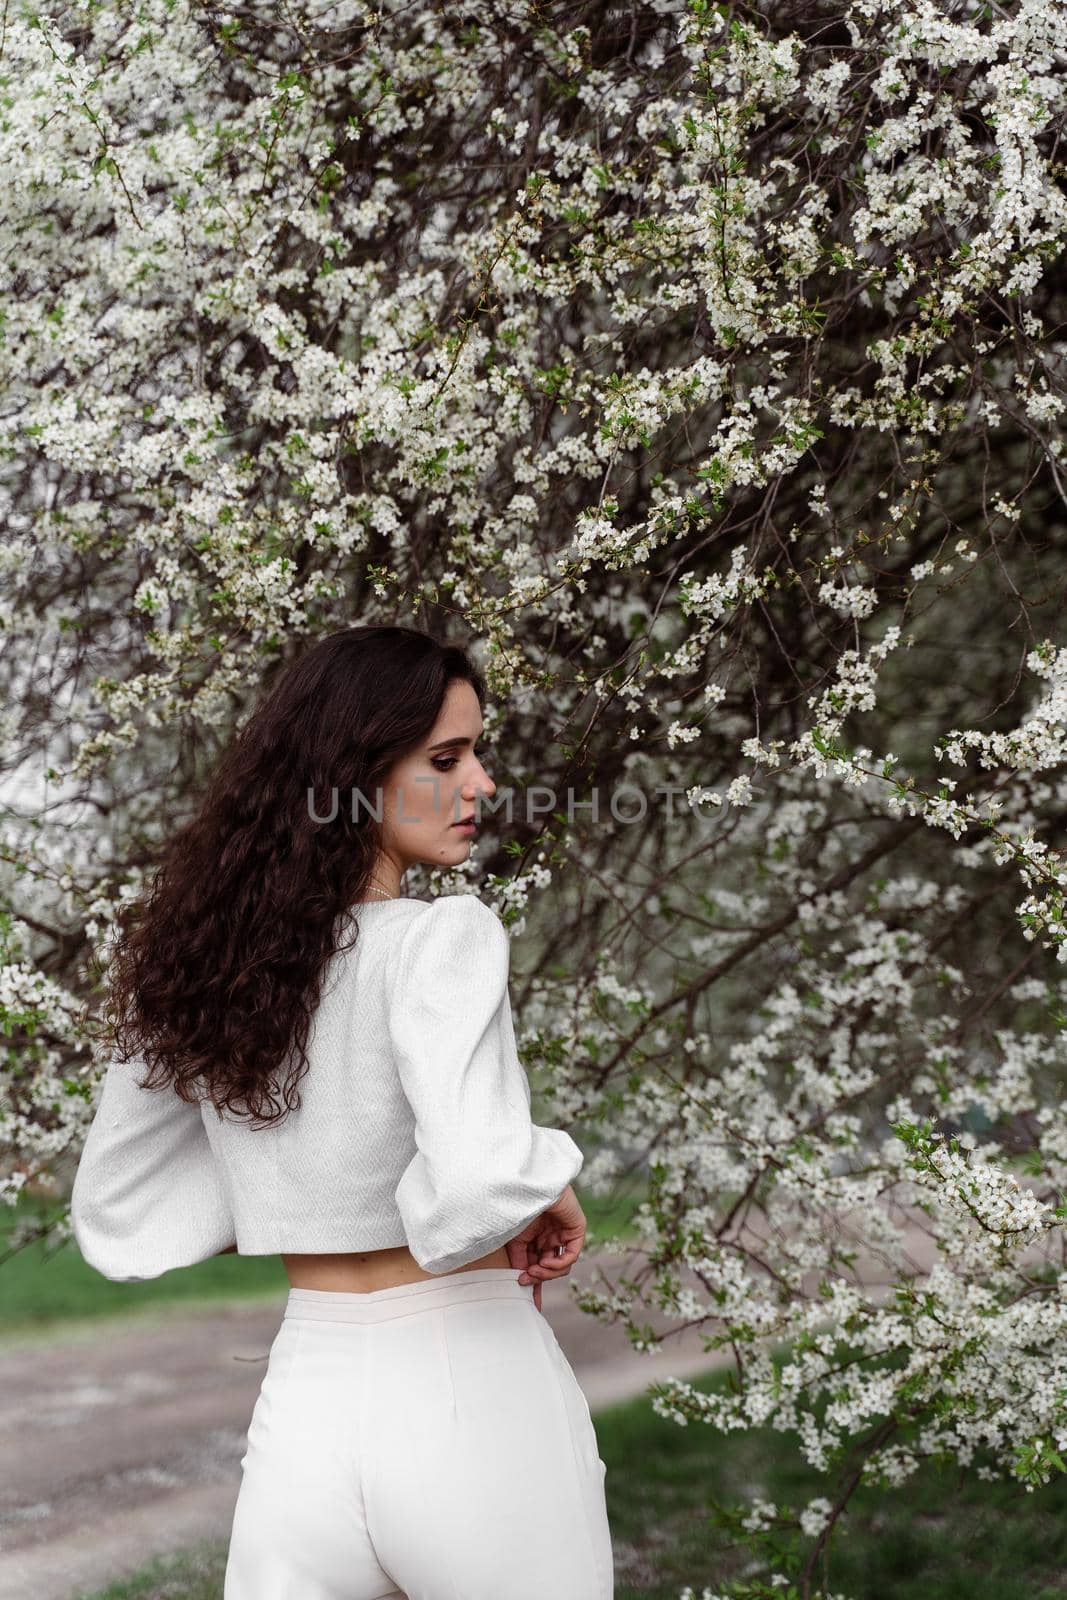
[{"xmin": 466, "ymin": 772, "xmax": 495, "ymax": 800}]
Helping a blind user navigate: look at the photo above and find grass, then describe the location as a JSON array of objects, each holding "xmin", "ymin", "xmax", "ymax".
[
  {"xmin": 0, "ymin": 1191, "xmax": 291, "ymax": 1343},
  {"xmin": 69, "ymin": 1365, "xmax": 1067, "ymax": 1600},
  {"xmin": 596, "ymin": 1369, "xmax": 1067, "ymax": 1599},
  {"xmin": 0, "ymin": 1185, "xmax": 644, "ymax": 1342},
  {"xmin": 74, "ymin": 1543, "xmax": 227, "ymax": 1600}
]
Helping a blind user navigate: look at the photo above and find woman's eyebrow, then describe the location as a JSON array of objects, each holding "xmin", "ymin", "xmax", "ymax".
[{"xmin": 426, "ymin": 733, "xmax": 484, "ymax": 753}]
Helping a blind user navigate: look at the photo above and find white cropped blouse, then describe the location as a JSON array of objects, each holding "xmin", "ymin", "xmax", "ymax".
[{"xmin": 69, "ymin": 894, "xmax": 584, "ymax": 1282}]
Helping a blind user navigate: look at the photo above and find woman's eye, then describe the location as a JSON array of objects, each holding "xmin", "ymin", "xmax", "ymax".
[{"xmin": 431, "ymin": 748, "xmax": 486, "ymax": 772}]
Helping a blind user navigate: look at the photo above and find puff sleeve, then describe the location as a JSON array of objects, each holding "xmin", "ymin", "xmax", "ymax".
[
  {"xmin": 386, "ymin": 896, "xmax": 584, "ymax": 1275},
  {"xmin": 69, "ymin": 1051, "xmax": 237, "ymax": 1283}
]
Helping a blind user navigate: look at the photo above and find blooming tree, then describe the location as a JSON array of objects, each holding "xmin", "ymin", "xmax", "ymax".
[{"xmin": 1, "ymin": 0, "xmax": 1066, "ymax": 1592}]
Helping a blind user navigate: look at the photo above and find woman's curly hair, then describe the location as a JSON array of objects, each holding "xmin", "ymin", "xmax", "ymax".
[{"xmin": 99, "ymin": 623, "xmax": 486, "ymax": 1128}]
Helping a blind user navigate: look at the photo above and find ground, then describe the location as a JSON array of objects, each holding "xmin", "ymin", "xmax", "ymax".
[{"xmin": 0, "ymin": 1247, "xmax": 727, "ymax": 1600}]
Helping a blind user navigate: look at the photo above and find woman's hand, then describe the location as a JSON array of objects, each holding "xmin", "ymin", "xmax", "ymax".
[{"xmin": 505, "ymin": 1184, "xmax": 586, "ymax": 1314}]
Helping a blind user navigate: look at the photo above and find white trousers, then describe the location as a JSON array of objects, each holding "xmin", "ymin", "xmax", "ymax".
[{"xmin": 224, "ymin": 1266, "xmax": 614, "ymax": 1600}]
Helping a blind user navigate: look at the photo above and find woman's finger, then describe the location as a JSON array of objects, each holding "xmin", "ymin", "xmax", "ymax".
[{"xmin": 524, "ymin": 1240, "xmax": 580, "ymax": 1279}]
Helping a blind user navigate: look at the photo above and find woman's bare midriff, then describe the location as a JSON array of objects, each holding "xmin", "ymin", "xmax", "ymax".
[{"xmin": 281, "ymin": 1242, "xmax": 514, "ymax": 1293}]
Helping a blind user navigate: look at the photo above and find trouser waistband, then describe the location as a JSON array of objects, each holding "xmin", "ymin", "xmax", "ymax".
[{"xmin": 283, "ymin": 1266, "xmax": 532, "ymax": 1324}]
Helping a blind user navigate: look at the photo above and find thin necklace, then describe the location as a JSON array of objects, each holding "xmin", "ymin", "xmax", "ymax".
[{"xmin": 362, "ymin": 882, "xmax": 397, "ymax": 901}]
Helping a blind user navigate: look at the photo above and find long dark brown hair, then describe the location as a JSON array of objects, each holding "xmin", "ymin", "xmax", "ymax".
[{"xmin": 99, "ymin": 624, "xmax": 486, "ymax": 1128}]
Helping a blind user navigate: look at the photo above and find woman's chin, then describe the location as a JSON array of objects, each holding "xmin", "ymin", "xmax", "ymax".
[{"xmin": 441, "ymin": 831, "xmax": 474, "ymax": 855}]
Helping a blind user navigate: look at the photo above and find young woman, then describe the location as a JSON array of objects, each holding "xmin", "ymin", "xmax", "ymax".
[{"xmin": 70, "ymin": 623, "xmax": 613, "ymax": 1600}]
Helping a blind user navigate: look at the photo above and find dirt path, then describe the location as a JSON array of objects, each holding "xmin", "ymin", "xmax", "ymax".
[{"xmin": 0, "ymin": 1248, "xmax": 729, "ymax": 1600}]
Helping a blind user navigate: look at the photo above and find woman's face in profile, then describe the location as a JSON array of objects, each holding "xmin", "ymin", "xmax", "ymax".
[{"xmin": 381, "ymin": 679, "xmax": 497, "ymax": 866}]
